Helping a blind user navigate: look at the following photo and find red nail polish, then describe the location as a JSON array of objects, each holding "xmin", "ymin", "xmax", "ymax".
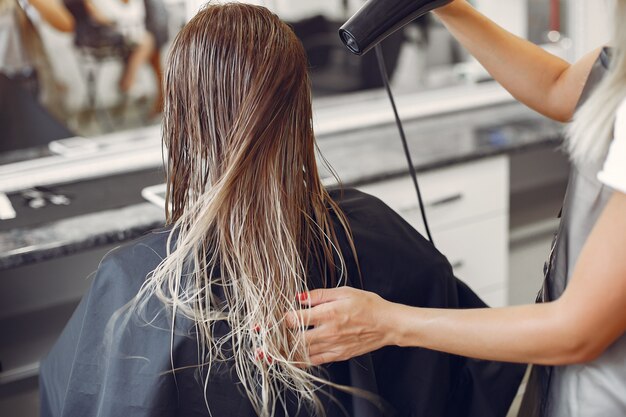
[
  {"xmin": 253, "ymin": 324, "xmax": 261, "ymax": 333},
  {"xmin": 255, "ymin": 349, "xmax": 264, "ymax": 361},
  {"xmin": 297, "ymin": 292, "xmax": 308, "ymax": 302}
]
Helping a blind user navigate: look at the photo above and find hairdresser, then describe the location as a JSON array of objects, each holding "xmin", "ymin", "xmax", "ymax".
[{"xmin": 291, "ymin": 0, "xmax": 626, "ymax": 416}]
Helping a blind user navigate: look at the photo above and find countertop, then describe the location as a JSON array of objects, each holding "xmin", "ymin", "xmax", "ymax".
[{"xmin": 0, "ymin": 101, "xmax": 563, "ymax": 270}]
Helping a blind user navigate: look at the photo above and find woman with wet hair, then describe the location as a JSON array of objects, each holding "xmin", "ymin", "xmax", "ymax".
[{"xmin": 40, "ymin": 4, "xmax": 523, "ymax": 417}]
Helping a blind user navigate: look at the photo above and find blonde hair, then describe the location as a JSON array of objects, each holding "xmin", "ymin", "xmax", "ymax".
[
  {"xmin": 133, "ymin": 3, "xmax": 358, "ymax": 416},
  {"xmin": 567, "ymin": 0, "xmax": 626, "ymax": 165}
]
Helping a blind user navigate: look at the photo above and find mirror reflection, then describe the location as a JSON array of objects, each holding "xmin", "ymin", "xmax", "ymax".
[
  {"xmin": 1, "ymin": 0, "xmax": 185, "ymax": 160},
  {"xmin": 0, "ymin": 0, "xmax": 570, "ymax": 165}
]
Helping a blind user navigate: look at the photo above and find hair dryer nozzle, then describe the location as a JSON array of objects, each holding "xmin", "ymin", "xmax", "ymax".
[
  {"xmin": 339, "ymin": 0, "xmax": 454, "ymax": 56},
  {"xmin": 340, "ymin": 30, "xmax": 361, "ymax": 54}
]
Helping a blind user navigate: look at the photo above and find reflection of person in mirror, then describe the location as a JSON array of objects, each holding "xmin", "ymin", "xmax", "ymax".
[
  {"xmin": 84, "ymin": 0, "xmax": 163, "ymax": 111},
  {"xmin": 0, "ymin": 0, "xmax": 74, "ymax": 113}
]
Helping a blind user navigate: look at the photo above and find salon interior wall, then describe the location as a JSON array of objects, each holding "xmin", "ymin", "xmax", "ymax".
[
  {"xmin": 473, "ymin": 0, "xmax": 527, "ymax": 38},
  {"xmin": 567, "ymin": 0, "xmax": 611, "ymax": 60}
]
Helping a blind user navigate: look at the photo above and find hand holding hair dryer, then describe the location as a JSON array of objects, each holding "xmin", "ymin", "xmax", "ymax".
[{"xmin": 339, "ymin": 0, "xmax": 454, "ymax": 55}]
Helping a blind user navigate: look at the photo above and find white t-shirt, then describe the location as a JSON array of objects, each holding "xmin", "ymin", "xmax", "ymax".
[{"xmin": 598, "ymin": 98, "xmax": 626, "ymax": 194}]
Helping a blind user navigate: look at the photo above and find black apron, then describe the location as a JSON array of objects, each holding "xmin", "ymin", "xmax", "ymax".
[{"xmin": 40, "ymin": 188, "xmax": 525, "ymax": 417}]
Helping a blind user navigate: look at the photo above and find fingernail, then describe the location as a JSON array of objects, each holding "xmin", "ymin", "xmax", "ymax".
[
  {"xmin": 253, "ymin": 324, "xmax": 261, "ymax": 333},
  {"xmin": 297, "ymin": 292, "xmax": 308, "ymax": 302},
  {"xmin": 255, "ymin": 349, "xmax": 265, "ymax": 361}
]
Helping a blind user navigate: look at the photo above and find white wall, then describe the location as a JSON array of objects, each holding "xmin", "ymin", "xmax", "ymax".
[
  {"xmin": 473, "ymin": 0, "xmax": 528, "ymax": 38},
  {"xmin": 567, "ymin": 0, "xmax": 612, "ymax": 59}
]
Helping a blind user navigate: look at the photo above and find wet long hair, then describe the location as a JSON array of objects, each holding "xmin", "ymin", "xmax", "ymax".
[
  {"xmin": 135, "ymin": 3, "xmax": 357, "ymax": 416},
  {"xmin": 568, "ymin": 0, "xmax": 626, "ymax": 164}
]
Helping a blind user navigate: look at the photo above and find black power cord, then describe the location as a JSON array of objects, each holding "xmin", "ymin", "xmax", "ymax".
[{"xmin": 374, "ymin": 44, "xmax": 434, "ymax": 244}]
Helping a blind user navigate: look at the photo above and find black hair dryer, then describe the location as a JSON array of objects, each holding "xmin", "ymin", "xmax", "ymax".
[{"xmin": 339, "ymin": 0, "xmax": 454, "ymax": 55}]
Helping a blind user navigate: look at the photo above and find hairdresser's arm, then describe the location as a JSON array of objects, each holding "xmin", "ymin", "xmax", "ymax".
[
  {"xmin": 29, "ymin": 0, "xmax": 75, "ymax": 32},
  {"xmin": 290, "ymin": 191, "xmax": 626, "ymax": 365},
  {"xmin": 433, "ymin": 0, "xmax": 599, "ymax": 122}
]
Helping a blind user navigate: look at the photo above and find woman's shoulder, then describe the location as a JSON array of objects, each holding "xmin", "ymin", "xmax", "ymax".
[
  {"xmin": 93, "ymin": 227, "xmax": 173, "ymax": 290},
  {"xmin": 328, "ymin": 187, "xmax": 424, "ymax": 233},
  {"xmin": 329, "ymin": 186, "xmax": 426, "ymax": 236},
  {"xmin": 328, "ymin": 187, "xmax": 410, "ymax": 235},
  {"xmin": 327, "ymin": 188, "xmax": 456, "ymax": 305},
  {"xmin": 328, "ymin": 187, "xmax": 447, "ymax": 265},
  {"xmin": 106, "ymin": 226, "xmax": 172, "ymax": 260},
  {"xmin": 328, "ymin": 187, "xmax": 404, "ymax": 219}
]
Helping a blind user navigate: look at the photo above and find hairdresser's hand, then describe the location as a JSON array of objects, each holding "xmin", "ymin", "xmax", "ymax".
[{"xmin": 286, "ymin": 287, "xmax": 399, "ymax": 366}]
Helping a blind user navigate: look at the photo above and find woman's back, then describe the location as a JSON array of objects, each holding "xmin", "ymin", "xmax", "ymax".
[{"xmin": 40, "ymin": 188, "xmax": 524, "ymax": 417}]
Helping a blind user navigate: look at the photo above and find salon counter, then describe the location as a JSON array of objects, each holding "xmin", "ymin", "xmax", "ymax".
[
  {"xmin": 0, "ymin": 92, "xmax": 569, "ymax": 394},
  {"xmin": 0, "ymin": 99, "xmax": 563, "ymax": 271}
]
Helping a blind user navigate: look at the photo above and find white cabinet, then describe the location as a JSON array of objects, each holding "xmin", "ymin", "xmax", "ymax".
[{"xmin": 358, "ymin": 156, "xmax": 510, "ymax": 306}]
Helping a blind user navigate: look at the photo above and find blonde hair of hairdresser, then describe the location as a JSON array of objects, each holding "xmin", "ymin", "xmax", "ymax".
[
  {"xmin": 568, "ymin": 0, "xmax": 626, "ymax": 164},
  {"xmin": 131, "ymin": 3, "xmax": 360, "ymax": 416}
]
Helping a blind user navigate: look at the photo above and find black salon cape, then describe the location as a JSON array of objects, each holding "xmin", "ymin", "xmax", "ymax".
[{"xmin": 40, "ymin": 188, "xmax": 524, "ymax": 417}]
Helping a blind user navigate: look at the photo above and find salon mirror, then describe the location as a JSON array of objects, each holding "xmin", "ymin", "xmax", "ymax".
[{"xmin": 0, "ymin": 0, "xmax": 571, "ymax": 168}]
